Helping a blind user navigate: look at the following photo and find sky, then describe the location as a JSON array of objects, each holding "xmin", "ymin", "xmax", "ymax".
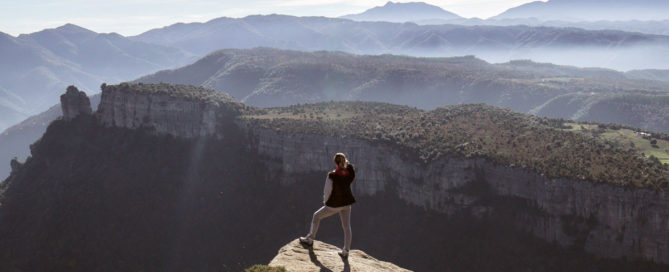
[{"xmin": 0, "ymin": 0, "xmax": 541, "ymax": 36}]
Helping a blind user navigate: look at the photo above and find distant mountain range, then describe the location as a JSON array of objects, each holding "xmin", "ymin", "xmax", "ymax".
[
  {"xmin": 3, "ymin": 7, "xmax": 669, "ymax": 179},
  {"xmin": 0, "ymin": 24, "xmax": 194, "ymax": 131},
  {"xmin": 131, "ymin": 14, "xmax": 669, "ymax": 72},
  {"xmin": 3, "ymin": 11, "xmax": 669, "ymax": 132},
  {"xmin": 441, "ymin": 19, "xmax": 669, "ymax": 36},
  {"xmin": 340, "ymin": 0, "xmax": 669, "ymax": 23},
  {"xmin": 136, "ymin": 48, "xmax": 669, "ymax": 132},
  {"xmin": 131, "ymin": 14, "xmax": 669, "ymax": 56},
  {"xmin": 339, "ymin": 1, "xmax": 669, "ymax": 36},
  {"xmin": 340, "ymin": 1, "xmax": 462, "ymax": 22},
  {"xmin": 494, "ymin": 0, "xmax": 669, "ymax": 21}
]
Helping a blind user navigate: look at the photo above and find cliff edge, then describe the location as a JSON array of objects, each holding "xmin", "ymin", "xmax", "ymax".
[{"xmin": 268, "ymin": 239, "xmax": 411, "ymax": 272}]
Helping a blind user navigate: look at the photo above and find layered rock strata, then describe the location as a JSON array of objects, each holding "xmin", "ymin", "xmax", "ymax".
[{"xmin": 97, "ymin": 83, "xmax": 241, "ymax": 138}]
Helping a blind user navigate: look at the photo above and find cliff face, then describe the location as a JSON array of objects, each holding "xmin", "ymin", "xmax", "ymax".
[
  {"xmin": 92, "ymin": 85, "xmax": 669, "ymax": 264},
  {"xmin": 487, "ymin": 165, "xmax": 669, "ymax": 261},
  {"xmin": 238, "ymin": 124, "xmax": 669, "ymax": 263},
  {"xmin": 97, "ymin": 83, "xmax": 241, "ymax": 138}
]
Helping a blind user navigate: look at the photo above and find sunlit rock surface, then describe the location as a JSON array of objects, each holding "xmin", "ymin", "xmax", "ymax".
[{"xmin": 269, "ymin": 239, "xmax": 411, "ymax": 272}]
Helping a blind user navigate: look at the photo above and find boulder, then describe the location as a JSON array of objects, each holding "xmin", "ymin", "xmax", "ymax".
[{"xmin": 268, "ymin": 239, "xmax": 411, "ymax": 272}]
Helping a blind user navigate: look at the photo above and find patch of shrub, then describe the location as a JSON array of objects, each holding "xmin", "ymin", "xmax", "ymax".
[{"xmin": 245, "ymin": 264, "xmax": 287, "ymax": 272}]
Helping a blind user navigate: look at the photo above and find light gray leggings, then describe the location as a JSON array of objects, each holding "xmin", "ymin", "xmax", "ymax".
[{"xmin": 307, "ymin": 205, "xmax": 352, "ymax": 251}]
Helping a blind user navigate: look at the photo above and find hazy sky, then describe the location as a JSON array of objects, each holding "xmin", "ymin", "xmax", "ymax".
[{"xmin": 1, "ymin": 0, "xmax": 541, "ymax": 36}]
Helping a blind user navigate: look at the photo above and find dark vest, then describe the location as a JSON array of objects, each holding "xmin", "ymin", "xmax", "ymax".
[{"xmin": 326, "ymin": 164, "xmax": 356, "ymax": 207}]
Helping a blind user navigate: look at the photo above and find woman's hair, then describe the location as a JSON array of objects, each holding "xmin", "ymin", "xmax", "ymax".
[{"xmin": 334, "ymin": 153, "xmax": 347, "ymax": 169}]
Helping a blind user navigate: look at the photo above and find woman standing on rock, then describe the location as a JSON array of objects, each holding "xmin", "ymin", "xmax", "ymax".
[{"xmin": 300, "ymin": 152, "xmax": 356, "ymax": 258}]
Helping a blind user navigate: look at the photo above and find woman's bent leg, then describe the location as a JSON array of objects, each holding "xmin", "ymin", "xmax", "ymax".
[
  {"xmin": 339, "ymin": 205, "xmax": 352, "ymax": 251},
  {"xmin": 307, "ymin": 206, "xmax": 339, "ymax": 239}
]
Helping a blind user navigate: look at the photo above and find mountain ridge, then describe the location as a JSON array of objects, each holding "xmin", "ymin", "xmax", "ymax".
[
  {"xmin": 340, "ymin": 1, "xmax": 462, "ymax": 23},
  {"xmin": 129, "ymin": 14, "xmax": 669, "ymax": 71},
  {"xmin": 5, "ymin": 11, "xmax": 669, "ymax": 130},
  {"xmin": 494, "ymin": 0, "xmax": 669, "ymax": 21},
  {"xmin": 0, "ymin": 23, "xmax": 194, "ymax": 132},
  {"xmin": 135, "ymin": 48, "xmax": 669, "ymax": 133}
]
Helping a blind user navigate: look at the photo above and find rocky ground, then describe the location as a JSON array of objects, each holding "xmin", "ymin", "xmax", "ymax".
[{"xmin": 269, "ymin": 239, "xmax": 411, "ymax": 272}]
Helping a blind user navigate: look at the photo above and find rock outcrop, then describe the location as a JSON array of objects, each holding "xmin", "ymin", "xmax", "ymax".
[
  {"xmin": 60, "ymin": 86, "xmax": 92, "ymax": 121},
  {"xmin": 97, "ymin": 83, "xmax": 245, "ymax": 138},
  {"xmin": 268, "ymin": 239, "xmax": 411, "ymax": 272},
  {"xmin": 9, "ymin": 158, "xmax": 21, "ymax": 174}
]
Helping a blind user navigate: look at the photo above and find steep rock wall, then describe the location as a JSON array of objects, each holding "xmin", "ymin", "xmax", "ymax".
[
  {"xmin": 94, "ymin": 89, "xmax": 669, "ymax": 264},
  {"xmin": 236, "ymin": 122, "xmax": 669, "ymax": 264},
  {"xmin": 97, "ymin": 86, "xmax": 220, "ymax": 138}
]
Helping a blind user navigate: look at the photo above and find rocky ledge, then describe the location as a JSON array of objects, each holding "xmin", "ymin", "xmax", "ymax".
[{"xmin": 268, "ymin": 239, "xmax": 411, "ymax": 272}]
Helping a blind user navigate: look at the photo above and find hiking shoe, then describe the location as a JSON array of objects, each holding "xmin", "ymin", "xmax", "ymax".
[
  {"xmin": 338, "ymin": 249, "xmax": 349, "ymax": 258},
  {"xmin": 299, "ymin": 236, "xmax": 313, "ymax": 246}
]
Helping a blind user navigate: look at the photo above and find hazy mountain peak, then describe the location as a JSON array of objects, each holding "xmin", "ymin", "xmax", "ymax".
[
  {"xmin": 341, "ymin": 1, "xmax": 462, "ymax": 23},
  {"xmin": 19, "ymin": 23, "xmax": 97, "ymax": 42},
  {"xmin": 494, "ymin": 0, "xmax": 669, "ymax": 21},
  {"xmin": 383, "ymin": 1, "xmax": 427, "ymax": 7},
  {"xmin": 55, "ymin": 23, "xmax": 95, "ymax": 34}
]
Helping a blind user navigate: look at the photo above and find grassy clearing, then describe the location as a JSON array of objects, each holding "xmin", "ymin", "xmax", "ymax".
[
  {"xmin": 245, "ymin": 265, "xmax": 287, "ymax": 272},
  {"xmin": 533, "ymin": 77, "xmax": 583, "ymax": 88},
  {"xmin": 564, "ymin": 123, "xmax": 669, "ymax": 165},
  {"xmin": 250, "ymin": 108, "xmax": 357, "ymax": 120},
  {"xmin": 564, "ymin": 123, "xmax": 598, "ymax": 132}
]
